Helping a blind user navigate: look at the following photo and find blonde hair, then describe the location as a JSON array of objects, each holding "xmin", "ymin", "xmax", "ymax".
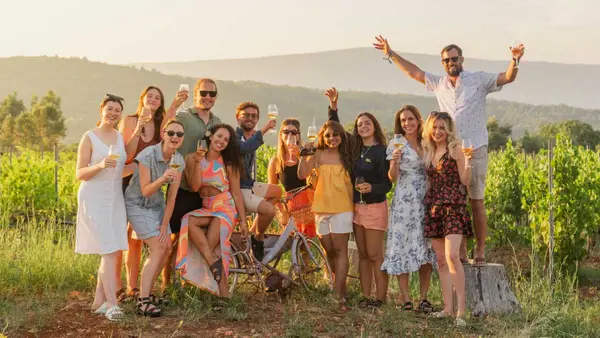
[
  {"xmin": 422, "ymin": 112, "xmax": 461, "ymax": 167},
  {"xmin": 275, "ymin": 118, "xmax": 301, "ymax": 175}
]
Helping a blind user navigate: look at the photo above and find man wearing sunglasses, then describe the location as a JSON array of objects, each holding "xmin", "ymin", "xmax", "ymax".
[
  {"xmin": 163, "ymin": 78, "xmax": 222, "ymax": 284},
  {"xmin": 234, "ymin": 101, "xmax": 280, "ymax": 261},
  {"xmin": 373, "ymin": 35, "xmax": 526, "ymax": 267}
]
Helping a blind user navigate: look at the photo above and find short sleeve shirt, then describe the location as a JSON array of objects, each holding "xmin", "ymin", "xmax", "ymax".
[
  {"xmin": 124, "ymin": 143, "xmax": 185, "ymax": 210},
  {"xmin": 425, "ymin": 71, "xmax": 502, "ymax": 149}
]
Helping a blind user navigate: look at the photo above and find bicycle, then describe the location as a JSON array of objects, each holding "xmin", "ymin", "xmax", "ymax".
[{"xmin": 226, "ymin": 185, "xmax": 333, "ymax": 295}]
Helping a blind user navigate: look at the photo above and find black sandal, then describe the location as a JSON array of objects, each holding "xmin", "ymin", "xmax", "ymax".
[
  {"xmin": 401, "ymin": 301, "xmax": 414, "ymax": 311},
  {"xmin": 149, "ymin": 292, "xmax": 170, "ymax": 306},
  {"xmin": 417, "ymin": 299, "xmax": 434, "ymax": 313},
  {"xmin": 137, "ymin": 297, "xmax": 162, "ymax": 317},
  {"xmin": 209, "ymin": 258, "xmax": 224, "ymax": 283},
  {"xmin": 368, "ymin": 299, "xmax": 384, "ymax": 309}
]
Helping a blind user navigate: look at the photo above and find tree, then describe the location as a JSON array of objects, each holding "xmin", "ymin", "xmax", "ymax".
[
  {"xmin": 487, "ymin": 116, "xmax": 512, "ymax": 151},
  {"xmin": 14, "ymin": 112, "xmax": 39, "ymax": 147},
  {"xmin": 0, "ymin": 115, "xmax": 15, "ymax": 149},
  {"xmin": 0, "ymin": 92, "xmax": 26, "ymax": 118},
  {"xmin": 517, "ymin": 131, "xmax": 544, "ymax": 153},
  {"xmin": 539, "ymin": 120, "xmax": 600, "ymax": 148},
  {"xmin": 30, "ymin": 91, "xmax": 66, "ymax": 149}
]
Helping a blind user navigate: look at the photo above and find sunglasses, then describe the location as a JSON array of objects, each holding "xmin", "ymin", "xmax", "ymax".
[
  {"xmin": 104, "ymin": 93, "xmax": 124, "ymax": 102},
  {"xmin": 282, "ymin": 130, "xmax": 299, "ymax": 136},
  {"xmin": 166, "ymin": 130, "xmax": 184, "ymax": 138},
  {"xmin": 441, "ymin": 56, "xmax": 461, "ymax": 64},
  {"xmin": 430, "ymin": 111, "xmax": 451, "ymax": 118},
  {"xmin": 199, "ymin": 90, "xmax": 217, "ymax": 98}
]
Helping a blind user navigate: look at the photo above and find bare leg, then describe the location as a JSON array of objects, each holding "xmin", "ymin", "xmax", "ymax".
[
  {"xmin": 446, "ymin": 234, "xmax": 466, "ymax": 318},
  {"xmin": 187, "ymin": 216, "xmax": 218, "ymax": 264},
  {"xmin": 140, "ymin": 237, "xmax": 169, "ymax": 299},
  {"xmin": 318, "ymin": 234, "xmax": 336, "ymax": 286},
  {"xmin": 115, "ymin": 250, "xmax": 123, "ymax": 292},
  {"xmin": 365, "ymin": 228, "xmax": 388, "ymax": 303},
  {"xmin": 353, "ymin": 223, "xmax": 372, "ymax": 298},
  {"xmin": 126, "ymin": 236, "xmax": 142, "ymax": 291},
  {"xmin": 99, "ymin": 252, "xmax": 119, "ymax": 309},
  {"xmin": 397, "ymin": 273, "xmax": 411, "ymax": 304},
  {"xmin": 470, "ymin": 199, "xmax": 487, "ymax": 261},
  {"xmin": 92, "ymin": 271, "xmax": 107, "ymax": 310},
  {"xmin": 161, "ymin": 233, "xmax": 178, "ymax": 289},
  {"xmin": 253, "ymin": 200, "xmax": 276, "ymax": 241},
  {"xmin": 431, "ymin": 238, "xmax": 453, "ymax": 315},
  {"xmin": 331, "ymin": 233, "xmax": 350, "ymax": 300},
  {"xmin": 418, "ymin": 263, "xmax": 433, "ymax": 301}
]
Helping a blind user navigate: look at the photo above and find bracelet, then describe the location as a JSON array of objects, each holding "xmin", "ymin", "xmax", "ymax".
[{"xmin": 383, "ymin": 50, "xmax": 393, "ymax": 64}]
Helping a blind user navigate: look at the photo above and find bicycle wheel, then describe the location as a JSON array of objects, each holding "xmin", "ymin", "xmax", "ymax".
[
  {"xmin": 293, "ymin": 237, "xmax": 333, "ymax": 291},
  {"xmin": 228, "ymin": 248, "xmax": 242, "ymax": 295}
]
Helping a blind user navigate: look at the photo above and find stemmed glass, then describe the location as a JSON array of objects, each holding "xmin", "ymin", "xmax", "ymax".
[
  {"xmin": 179, "ymin": 84, "xmax": 190, "ymax": 111},
  {"xmin": 267, "ymin": 104, "xmax": 278, "ymax": 134},
  {"xmin": 286, "ymin": 134, "xmax": 297, "ymax": 164},
  {"xmin": 462, "ymin": 139, "xmax": 473, "ymax": 156},
  {"xmin": 197, "ymin": 139, "xmax": 208, "ymax": 157},
  {"xmin": 393, "ymin": 134, "xmax": 405, "ymax": 150},
  {"xmin": 355, "ymin": 176, "xmax": 366, "ymax": 204}
]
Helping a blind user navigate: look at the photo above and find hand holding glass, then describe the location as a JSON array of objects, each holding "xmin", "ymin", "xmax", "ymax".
[
  {"xmin": 356, "ymin": 176, "xmax": 366, "ymax": 204},
  {"xmin": 197, "ymin": 139, "xmax": 208, "ymax": 157},
  {"xmin": 462, "ymin": 139, "xmax": 473, "ymax": 156},
  {"xmin": 286, "ymin": 135, "xmax": 297, "ymax": 164},
  {"xmin": 267, "ymin": 104, "xmax": 278, "ymax": 134}
]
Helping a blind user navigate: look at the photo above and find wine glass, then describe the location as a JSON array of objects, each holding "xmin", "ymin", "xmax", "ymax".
[
  {"xmin": 169, "ymin": 155, "xmax": 182, "ymax": 170},
  {"xmin": 197, "ymin": 139, "xmax": 208, "ymax": 157},
  {"xmin": 286, "ymin": 134, "xmax": 297, "ymax": 164},
  {"xmin": 267, "ymin": 104, "xmax": 278, "ymax": 134},
  {"xmin": 108, "ymin": 145, "xmax": 120, "ymax": 161},
  {"xmin": 307, "ymin": 125, "xmax": 318, "ymax": 143},
  {"xmin": 393, "ymin": 134, "xmax": 405, "ymax": 150},
  {"xmin": 179, "ymin": 84, "xmax": 190, "ymax": 111},
  {"xmin": 355, "ymin": 176, "xmax": 366, "ymax": 204},
  {"xmin": 462, "ymin": 139, "xmax": 473, "ymax": 156}
]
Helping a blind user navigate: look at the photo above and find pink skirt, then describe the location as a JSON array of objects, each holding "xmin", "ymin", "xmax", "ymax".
[{"xmin": 353, "ymin": 201, "xmax": 388, "ymax": 231}]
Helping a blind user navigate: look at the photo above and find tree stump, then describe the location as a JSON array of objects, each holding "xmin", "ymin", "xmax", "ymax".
[{"xmin": 463, "ymin": 263, "xmax": 521, "ymax": 317}]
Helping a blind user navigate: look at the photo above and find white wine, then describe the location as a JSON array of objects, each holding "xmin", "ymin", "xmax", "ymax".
[
  {"xmin": 170, "ymin": 164, "xmax": 181, "ymax": 170},
  {"xmin": 268, "ymin": 112, "xmax": 278, "ymax": 119},
  {"xmin": 109, "ymin": 154, "xmax": 120, "ymax": 160},
  {"xmin": 197, "ymin": 149, "xmax": 207, "ymax": 157},
  {"xmin": 393, "ymin": 143, "xmax": 404, "ymax": 150},
  {"xmin": 462, "ymin": 147, "xmax": 474, "ymax": 156},
  {"xmin": 308, "ymin": 135, "xmax": 316, "ymax": 142}
]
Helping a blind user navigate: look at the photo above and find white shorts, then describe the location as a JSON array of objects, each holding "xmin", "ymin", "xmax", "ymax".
[
  {"xmin": 315, "ymin": 212, "xmax": 353, "ymax": 236},
  {"xmin": 241, "ymin": 182, "xmax": 270, "ymax": 213}
]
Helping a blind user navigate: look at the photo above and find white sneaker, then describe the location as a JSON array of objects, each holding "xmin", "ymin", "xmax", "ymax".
[
  {"xmin": 456, "ymin": 317, "xmax": 467, "ymax": 327},
  {"xmin": 105, "ymin": 305, "xmax": 125, "ymax": 321},
  {"xmin": 93, "ymin": 302, "xmax": 108, "ymax": 315}
]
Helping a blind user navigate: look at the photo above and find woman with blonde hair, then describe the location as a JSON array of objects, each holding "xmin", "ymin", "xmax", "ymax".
[
  {"xmin": 422, "ymin": 111, "xmax": 473, "ymax": 327},
  {"xmin": 267, "ymin": 118, "xmax": 316, "ymax": 238}
]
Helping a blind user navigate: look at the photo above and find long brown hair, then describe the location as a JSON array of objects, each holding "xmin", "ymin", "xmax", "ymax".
[
  {"xmin": 317, "ymin": 121, "xmax": 353, "ymax": 174},
  {"xmin": 96, "ymin": 94, "xmax": 124, "ymax": 127},
  {"xmin": 352, "ymin": 112, "xmax": 387, "ymax": 156},
  {"xmin": 133, "ymin": 86, "xmax": 166, "ymax": 141},
  {"xmin": 394, "ymin": 105, "xmax": 424, "ymax": 143},
  {"xmin": 275, "ymin": 118, "xmax": 301, "ymax": 175},
  {"xmin": 204, "ymin": 124, "xmax": 243, "ymax": 176}
]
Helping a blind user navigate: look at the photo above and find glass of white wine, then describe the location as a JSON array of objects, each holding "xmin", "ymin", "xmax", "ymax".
[
  {"xmin": 267, "ymin": 104, "xmax": 278, "ymax": 134},
  {"xmin": 108, "ymin": 145, "xmax": 120, "ymax": 160},
  {"xmin": 307, "ymin": 125, "xmax": 318, "ymax": 143},
  {"xmin": 179, "ymin": 84, "xmax": 190, "ymax": 111},
  {"xmin": 197, "ymin": 139, "xmax": 208, "ymax": 157},
  {"xmin": 355, "ymin": 176, "xmax": 366, "ymax": 204},
  {"xmin": 393, "ymin": 134, "xmax": 405, "ymax": 150},
  {"xmin": 286, "ymin": 134, "xmax": 297, "ymax": 164},
  {"xmin": 462, "ymin": 139, "xmax": 473, "ymax": 157}
]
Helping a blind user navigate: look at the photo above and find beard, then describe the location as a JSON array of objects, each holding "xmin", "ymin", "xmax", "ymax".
[{"xmin": 446, "ymin": 64, "xmax": 463, "ymax": 77}]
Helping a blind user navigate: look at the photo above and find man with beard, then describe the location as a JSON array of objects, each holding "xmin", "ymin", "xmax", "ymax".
[
  {"xmin": 235, "ymin": 101, "xmax": 280, "ymax": 261},
  {"xmin": 373, "ymin": 36, "xmax": 525, "ymax": 266},
  {"xmin": 162, "ymin": 78, "xmax": 222, "ymax": 287}
]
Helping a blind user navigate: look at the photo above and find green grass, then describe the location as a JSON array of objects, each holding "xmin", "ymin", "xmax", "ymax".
[{"xmin": 1, "ymin": 216, "xmax": 600, "ymax": 337}]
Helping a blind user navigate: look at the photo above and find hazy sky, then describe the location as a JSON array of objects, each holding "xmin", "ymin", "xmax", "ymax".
[{"xmin": 1, "ymin": 0, "xmax": 597, "ymax": 64}]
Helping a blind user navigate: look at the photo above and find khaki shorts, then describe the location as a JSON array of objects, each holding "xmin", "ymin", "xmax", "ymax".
[
  {"xmin": 241, "ymin": 182, "xmax": 270, "ymax": 213},
  {"xmin": 467, "ymin": 146, "xmax": 488, "ymax": 200},
  {"xmin": 315, "ymin": 212, "xmax": 354, "ymax": 236}
]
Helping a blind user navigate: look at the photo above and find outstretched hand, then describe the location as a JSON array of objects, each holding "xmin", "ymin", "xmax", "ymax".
[
  {"xmin": 325, "ymin": 87, "xmax": 339, "ymax": 110},
  {"xmin": 510, "ymin": 43, "xmax": 525, "ymax": 60},
  {"xmin": 373, "ymin": 35, "xmax": 391, "ymax": 56}
]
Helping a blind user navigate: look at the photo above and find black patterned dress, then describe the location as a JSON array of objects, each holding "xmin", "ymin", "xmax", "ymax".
[{"xmin": 423, "ymin": 151, "xmax": 473, "ymax": 238}]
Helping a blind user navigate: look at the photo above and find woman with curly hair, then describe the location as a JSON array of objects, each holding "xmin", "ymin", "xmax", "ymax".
[
  {"xmin": 298, "ymin": 119, "xmax": 354, "ymax": 310},
  {"xmin": 176, "ymin": 123, "xmax": 248, "ymax": 298},
  {"xmin": 422, "ymin": 112, "xmax": 473, "ymax": 327}
]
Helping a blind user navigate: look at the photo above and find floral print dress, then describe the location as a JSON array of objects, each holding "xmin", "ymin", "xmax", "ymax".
[{"xmin": 381, "ymin": 141, "xmax": 436, "ymax": 275}]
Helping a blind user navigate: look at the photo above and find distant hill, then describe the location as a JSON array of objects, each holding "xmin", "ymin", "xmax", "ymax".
[
  {"xmin": 134, "ymin": 47, "xmax": 599, "ymax": 110},
  {"xmin": 0, "ymin": 56, "xmax": 598, "ymax": 145}
]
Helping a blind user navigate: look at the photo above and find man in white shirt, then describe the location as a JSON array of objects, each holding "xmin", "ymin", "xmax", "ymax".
[{"xmin": 374, "ymin": 35, "xmax": 525, "ymax": 265}]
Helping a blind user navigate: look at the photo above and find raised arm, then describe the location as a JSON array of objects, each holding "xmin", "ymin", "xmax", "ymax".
[
  {"xmin": 496, "ymin": 43, "xmax": 525, "ymax": 86},
  {"xmin": 164, "ymin": 89, "xmax": 189, "ymax": 127},
  {"xmin": 373, "ymin": 35, "xmax": 426, "ymax": 84},
  {"xmin": 325, "ymin": 87, "xmax": 340, "ymax": 122},
  {"xmin": 453, "ymin": 144, "xmax": 472, "ymax": 187},
  {"xmin": 184, "ymin": 152, "xmax": 203, "ymax": 192}
]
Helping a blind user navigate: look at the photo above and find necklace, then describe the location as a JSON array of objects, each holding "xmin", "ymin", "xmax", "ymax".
[{"xmin": 360, "ymin": 145, "xmax": 373, "ymax": 159}]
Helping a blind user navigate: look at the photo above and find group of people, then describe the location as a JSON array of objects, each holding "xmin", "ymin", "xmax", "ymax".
[{"xmin": 74, "ymin": 36, "xmax": 524, "ymax": 327}]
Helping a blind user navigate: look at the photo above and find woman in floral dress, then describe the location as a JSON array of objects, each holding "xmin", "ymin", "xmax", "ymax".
[{"xmin": 381, "ymin": 105, "xmax": 436, "ymax": 312}]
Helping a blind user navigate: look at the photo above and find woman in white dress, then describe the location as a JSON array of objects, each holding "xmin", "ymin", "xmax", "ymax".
[
  {"xmin": 381, "ymin": 105, "xmax": 435, "ymax": 312},
  {"xmin": 75, "ymin": 94, "xmax": 129, "ymax": 321}
]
